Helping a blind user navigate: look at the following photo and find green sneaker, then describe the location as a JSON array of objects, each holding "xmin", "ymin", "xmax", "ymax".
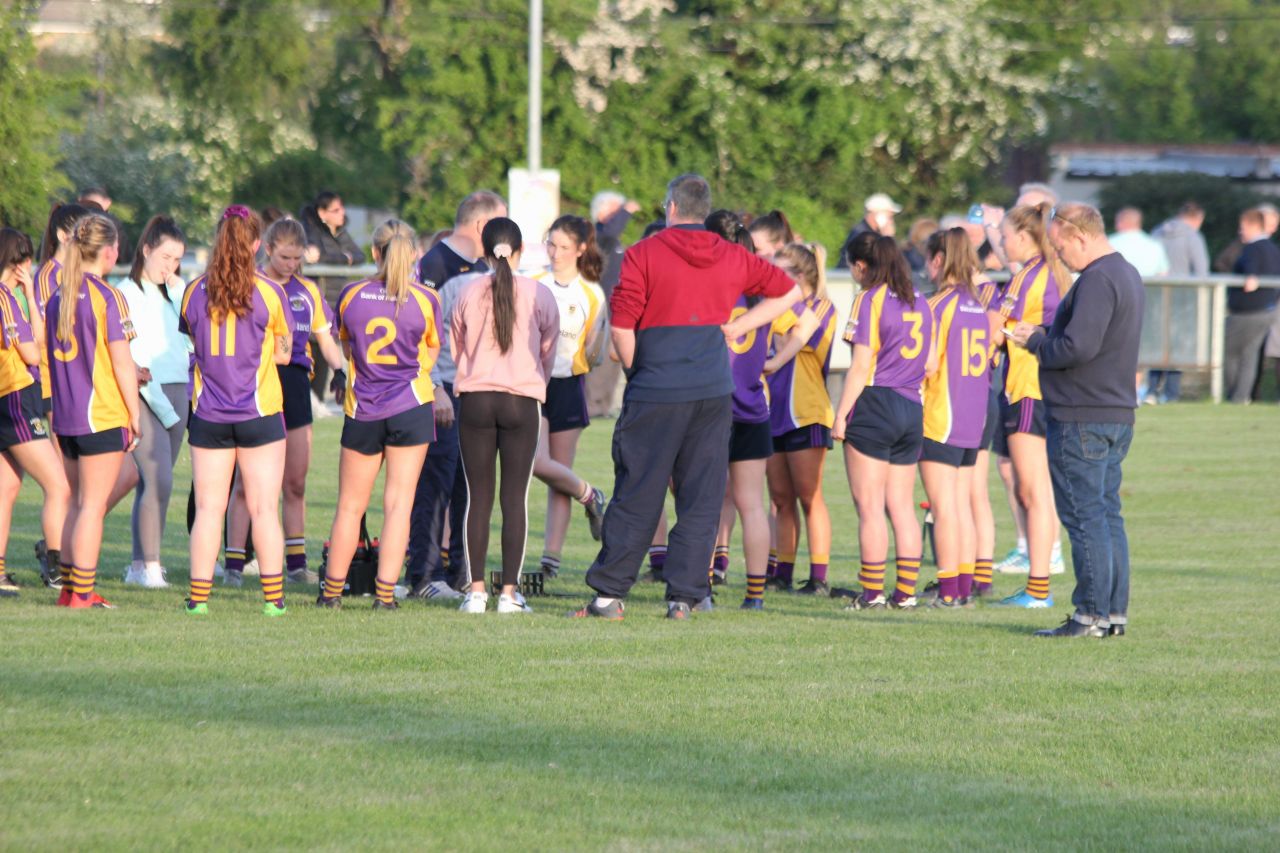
[
  {"xmin": 263, "ymin": 601, "xmax": 287, "ymax": 617},
  {"xmin": 184, "ymin": 600, "xmax": 208, "ymax": 615}
]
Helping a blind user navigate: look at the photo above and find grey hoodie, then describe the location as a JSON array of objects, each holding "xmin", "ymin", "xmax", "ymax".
[{"xmin": 1152, "ymin": 217, "xmax": 1209, "ymax": 277}]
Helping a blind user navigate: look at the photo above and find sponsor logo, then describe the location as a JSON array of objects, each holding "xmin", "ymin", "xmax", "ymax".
[{"xmin": 121, "ymin": 320, "xmax": 136, "ymax": 336}]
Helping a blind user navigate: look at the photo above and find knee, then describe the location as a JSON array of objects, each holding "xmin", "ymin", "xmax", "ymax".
[
  {"xmin": 283, "ymin": 476, "xmax": 306, "ymax": 503},
  {"xmin": 1016, "ymin": 480, "xmax": 1039, "ymax": 510}
]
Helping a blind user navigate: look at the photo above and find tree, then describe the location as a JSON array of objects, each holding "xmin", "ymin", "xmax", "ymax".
[{"xmin": 0, "ymin": 2, "xmax": 69, "ymax": 234}]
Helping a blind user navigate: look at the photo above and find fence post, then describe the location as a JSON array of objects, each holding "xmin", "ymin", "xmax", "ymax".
[{"xmin": 1209, "ymin": 281, "xmax": 1226, "ymax": 403}]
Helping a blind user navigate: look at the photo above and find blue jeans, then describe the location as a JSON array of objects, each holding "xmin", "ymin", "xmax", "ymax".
[
  {"xmin": 405, "ymin": 383, "xmax": 467, "ymax": 587},
  {"xmin": 1046, "ymin": 420, "xmax": 1133, "ymax": 627}
]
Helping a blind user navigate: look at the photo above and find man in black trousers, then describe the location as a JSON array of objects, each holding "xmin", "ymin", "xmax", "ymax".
[{"xmin": 573, "ymin": 174, "xmax": 800, "ymax": 620}]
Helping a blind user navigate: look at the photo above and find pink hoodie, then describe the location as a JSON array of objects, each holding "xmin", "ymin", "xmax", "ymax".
[{"xmin": 450, "ymin": 272, "xmax": 560, "ymax": 401}]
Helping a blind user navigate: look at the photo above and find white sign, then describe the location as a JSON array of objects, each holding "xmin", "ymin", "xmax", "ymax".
[{"xmin": 508, "ymin": 168, "xmax": 560, "ymax": 273}]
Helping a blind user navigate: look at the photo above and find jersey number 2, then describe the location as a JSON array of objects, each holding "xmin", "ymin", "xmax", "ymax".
[{"xmin": 365, "ymin": 318, "xmax": 397, "ymax": 365}]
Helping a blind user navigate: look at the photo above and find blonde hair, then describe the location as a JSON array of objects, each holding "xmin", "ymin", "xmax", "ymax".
[
  {"xmin": 58, "ymin": 213, "xmax": 118, "ymax": 343},
  {"xmin": 263, "ymin": 217, "xmax": 307, "ymax": 252},
  {"xmin": 371, "ymin": 219, "xmax": 417, "ymax": 306},
  {"xmin": 774, "ymin": 242, "xmax": 827, "ymax": 301},
  {"xmin": 1054, "ymin": 202, "xmax": 1106, "ymax": 238},
  {"xmin": 1005, "ymin": 202, "xmax": 1069, "ymax": 298}
]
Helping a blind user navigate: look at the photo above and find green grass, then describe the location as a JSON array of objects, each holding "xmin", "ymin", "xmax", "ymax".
[{"xmin": 2, "ymin": 404, "xmax": 1278, "ymax": 850}]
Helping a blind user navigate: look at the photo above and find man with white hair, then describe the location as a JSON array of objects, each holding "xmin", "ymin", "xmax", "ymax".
[{"xmin": 1108, "ymin": 207, "xmax": 1169, "ymax": 278}]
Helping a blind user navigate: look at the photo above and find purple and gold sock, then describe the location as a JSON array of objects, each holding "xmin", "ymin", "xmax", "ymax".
[
  {"xmin": 322, "ymin": 574, "xmax": 345, "ymax": 600},
  {"xmin": 260, "ymin": 572, "xmax": 284, "ymax": 605},
  {"xmin": 189, "ymin": 577, "xmax": 213, "ymax": 604},
  {"xmin": 766, "ymin": 550, "xmax": 778, "ymax": 580},
  {"xmin": 937, "ymin": 567, "xmax": 959, "ymax": 602},
  {"xmin": 70, "ymin": 565, "xmax": 96, "ymax": 600},
  {"xmin": 957, "ymin": 563, "xmax": 975, "ymax": 599},
  {"xmin": 712, "ymin": 545, "xmax": 730, "ymax": 575},
  {"xmin": 808, "ymin": 554, "xmax": 829, "ymax": 585},
  {"xmin": 1026, "ymin": 575, "xmax": 1050, "ymax": 600},
  {"xmin": 648, "ymin": 545, "xmax": 667, "ymax": 572},
  {"xmin": 858, "ymin": 560, "xmax": 886, "ymax": 599},
  {"xmin": 285, "ymin": 537, "xmax": 307, "ymax": 573},
  {"xmin": 224, "ymin": 547, "xmax": 246, "ymax": 574},
  {"xmin": 892, "ymin": 556, "xmax": 921, "ymax": 604},
  {"xmin": 375, "ymin": 578, "xmax": 395, "ymax": 605},
  {"xmin": 776, "ymin": 553, "xmax": 796, "ymax": 585},
  {"xmin": 60, "ymin": 560, "xmax": 73, "ymax": 587},
  {"xmin": 974, "ymin": 557, "xmax": 993, "ymax": 592},
  {"xmin": 745, "ymin": 574, "xmax": 765, "ymax": 602}
]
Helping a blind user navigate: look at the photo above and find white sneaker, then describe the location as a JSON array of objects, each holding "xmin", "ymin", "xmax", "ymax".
[
  {"xmin": 1049, "ymin": 552, "xmax": 1066, "ymax": 575},
  {"xmin": 459, "ymin": 591, "xmax": 488, "ymax": 614},
  {"xmin": 141, "ymin": 563, "xmax": 169, "ymax": 589},
  {"xmin": 242, "ymin": 558, "xmax": 260, "ymax": 577},
  {"xmin": 995, "ymin": 548, "xmax": 1030, "ymax": 574},
  {"xmin": 497, "ymin": 592, "xmax": 532, "ymax": 614},
  {"xmin": 123, "ymin": 562, "xmax": 147, "ymax": 585},
  {"xmin": 393, "ymin": 584, "xmax": 408, "ymax": 600},
  {"xmin": 213, "ymin": 561, "xmax": 225, "ymax": 580},
  {"xmin": 425, "ymin": 580, "xmax": 463, "ymax": 600}
]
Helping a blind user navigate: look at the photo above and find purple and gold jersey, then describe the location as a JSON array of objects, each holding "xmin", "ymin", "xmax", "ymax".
[
  {"xmin": 923, "ymin": 288, "xmax": 990, "ymax": 448},
  {"xmin": 767, "ymin": 296, "xmax": 836, "ymax": 436},
  {"xmin": 32, "ymin": 258, "xmax": 60, "ymax": 397},
  {"xmin": 977, "ymin": 279, "xmax": 1004, "ymax": 388},
  {"xmin": 274, "ymin": 272, "xmax": 334, "ymax": 375},
  {"xmin": 726, "ymin": 295, "xmax": 793, "ymax": 424},
  {"xmin": 995, "ymin": 256, "xmax": 1061, "ymax": 404},
  {"xmin": 337, "ymin": 278, "xmax": 441, "ymax": 421},
  {"xmin": 180, "ymin": 273, "xmax": 293, "ymax": 424},
  {"xmin": 0, "ymin": 284, "xmax": 35, "ymax": 397},
  {"xmin": 46, "ymin": 275, "xmax": 136, "ymax": 435},
  {"xmin": 844, "ymin": 284, "xmax": 933, "ymax": 403}
]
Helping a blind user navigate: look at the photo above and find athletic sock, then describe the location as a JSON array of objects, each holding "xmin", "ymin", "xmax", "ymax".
[
  {"xmin": 712, "ymin": 545, "xmax": 730, "ymax": 575},
  {"xmin": 576, "ymin": 480, "xmax": 595, "ymax": 505},
  {"xmin": 957, "ymin": 563, "xmax": 975, "ymax": 599},
  {"xmin": 776, "ymin": 553, "xmax": 796, "ymax": 585},
  {"xmin": 1016, "ymin": 537, "xmax": 1028, "ymax": 556},
  {"xmin": 189, "ymin": 577, "xmax": 213, "ymax": 604},
  {"xmin": 322, "ymin": 574, "xmax": 345, "ymax": 600},
  {"xmin": 441, "ymin": 551, "xmax": 451, "ymax": 569},
  {"xmin": 60, "ymin": 560, "xmax": 73, "ymax": 587},
  {"xmin": 70, "ymin": 565, "xmax": 96, "ymax": 600},
  {"xmin": 937, "ymin": 566, "xmax": 959, "ymax": 603},
  {"xmin": 540, "ymin": 553, "xmax": 561, "ymax": 573},
  {"xmin": 893, "ymin": 556, "xmax": 921, "ymax": 604},
  {"xmin": 858, "ymin": 560, "xmax": 886, "ymax": 599},
  {"xmin": 1026, "ymin": 576, "xmax": 1050, "ymax": 600},
  {"xmin": 285, "ymin": 537, "xmax": 307, "ymax": 572},
  {"xmin": 260, "ymin": 572, "xmax": 284, "ymax": 605},
  {"xmin": 974, "ymin": 557, "xmax": 994, "ymax": 591},
  {"xmin": 648, "ymin": 546, "xmax": 667, "ymax": 572},
  {"xmin": 745, "ymin": 574, "xmax": 765, "ymax": 602},
  {"xmin": 224, "ymin": 547, "xmax": 246, "ymax": 574},
  {"xmin": 1051, "ymin": 540, "xmax": 1062, "ymax": 560},
  {"xmin": 808, "ymin": 554, "xmax": 829, "ymax": 585},
  {"xmin": 0, "ymin": 556, "xmax": 6, "ymax": 576},
  {"xmin": 375, "ymin": 578, "xmax": 395, "ymax": 605},
  {"xmin": 766, "ymin": 549, "xmax": 778, "ymax": 580}
]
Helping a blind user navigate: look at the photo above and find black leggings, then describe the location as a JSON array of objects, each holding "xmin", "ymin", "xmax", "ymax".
[{"xmin": 458, "ymin": 392, "xmax": 540, "ymax": 587}]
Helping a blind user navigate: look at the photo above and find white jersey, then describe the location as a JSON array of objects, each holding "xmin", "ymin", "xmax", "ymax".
[{"xmin": 536, "ymin": 271, "xmax": 606, "ymax": 378}]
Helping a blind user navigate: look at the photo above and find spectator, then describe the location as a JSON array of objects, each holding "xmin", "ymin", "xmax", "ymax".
[
  {"xmin": 839, "ymin": 193, "xmax": 901, "ymax": 266},
  {"xmin": 587, "ymin": 190, "xmax": 640, "ymax": 419},
  {"xmin": 1108, "ymin": 208, "xmax": 1169, "ymax": 277},
  {"xmin": 904, "ymin": 217, "xmax": 938, "ymax": 291},
  {"xmin": 300, "ymin": 191, "xmax": 364, "ymax": 400},
  {"xmin": 77, "ymin": 187, "xmax": 112, "ymax": 212},
  {"xmin": 1150, "ymin": 202, "xmax": 1210, "ymax": 402},
  {"xmin": 1214, "ymin": 203, "xmax": 1278, "ymax": 273},
  {"xmin": 1226, "ymin": 208, "xmax": 1280, "ymax": 403}
]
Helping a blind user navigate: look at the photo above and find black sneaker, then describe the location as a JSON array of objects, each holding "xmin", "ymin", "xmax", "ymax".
[
  {"xmin": 37, "ymin": 542, "xmax": 60, "ymax": 589},
  {"xmin": 829, "ymin": 586, "xmax": 860, "ymax": 601},
  {"xmin": 710, "ymin": 568, "xmax": 727, "ymax": 586},
  {"xmin": 584, "ymin": 487, "xmax": 606, "ymax": 542},
  {"xmin": 372, "ymin": 599, "xmax": 399, "ymax": 612},
  {"xmin": 764, "ymin": 577, "xmax": 792, "ymax": 592},
  {"xmin": 1106, "ymin": 624, "xmax": 1126, "ymax": 638},
  {"xmin": 0, "ymin": 571, "xmax": 19, "ymax": 596},
  {"xmin": 1035, "ymin": 616, "xmax": 1105, "ymax": 638},
  {"xmin": 315, "ymin": 595, "xmax": 343, "ymax": 609},
  {"xmin": 666, "ymin": 601, "xmax": 691, "ymax": 620},
  {"xmin": 845, "ymin": 592, "xmax": 887, "ymax": 611},
  {"xmin": 794, "ymin": 579, "xmax": 829, "ymax": 596},
  {"xmin": 540, "ymin": 562, "xmax": 559, "ymax": 580},
  {"xmin": 918, "ymin": 580, "xmax": 941, "ymax": 604},
  {"xmin": 570, "ymin": 597, "xmax": 624, "ymax": 620}
]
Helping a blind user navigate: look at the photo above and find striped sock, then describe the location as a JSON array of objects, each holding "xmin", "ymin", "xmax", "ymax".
[
  {"xmin": 958, "ymin": 563, "xmax": 975, "ymax": 599},
  {"xmin": 648, "ymin": 546, "xmax": 667, "ymax": 572},
  {"xmin": 441, "ymin": 550, "xmax": 451, "ymax": 569},
  {"xmin": 745, "ymin": 574, "xmax": 765, "ymax": 602},
  {"xmin": 776, "ymin": 553, "xmax": 796, "ymax": 585},
  {"xmin": 70, "ymin": 565, "xmax": 96, "ymax": 599},
  {"xmin": 858, "ymin": 560, "xmax": 886, "ymax": 598},
  {"xmin": 766, "ymin": 550, "xmax": 778, "ymax": 580},
  {"xmin": 1026, "ymin": 575, "xmax": 1050, "ymax": 600},
  {"xmin": 224, "ymin": 547, "xmax": 246, "ymax": 574},
  {"xmin": 808, "ymin": 554, "xmax": 829, "ymax": 585},
  {"xmin": 260, "ymin": 572, "xmax": 284, "ymax": 605},
  {"xmin": 974, "ymin": 557, "xmax": 993, "ymax": 591},
  {"xmin": 322, "ymin": 573, "xmax": 345, "ymax": 600},
  {"xmin": 0, "ymin": 556, "xmax": 6, "ymax": 577},
  {"xmin": 540, "ymin": 553, "xmax": 561, "ymax": 573},
  {"xmin": 893, "ymin": 556, "xmax": 922, "ymax": 603},
  {"xmin": 937, "ymin": 567, "xmax": 960, "ymax": 602},
  {"xmin": 189, "ymin": 577, "xmax": 213, "ymax": 604},
  {"xmin": 285, "ymin": 537, "xmax": 307, "ymax": 572},
  {"xmin": 375, "ymin": 577, "xmax": 395, "ymax": 605},
  {"xmin": 60, "ymin": 560, "xmax": 73, "ymax": 587},
  {"xmin": 712, "ymin": 545, "xmax": 730, "ymax": 574}
]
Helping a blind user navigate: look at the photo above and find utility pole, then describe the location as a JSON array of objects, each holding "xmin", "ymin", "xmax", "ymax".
[{"xmin": 528, "ymin": 0, "xmax": 542, "ymax": 172}]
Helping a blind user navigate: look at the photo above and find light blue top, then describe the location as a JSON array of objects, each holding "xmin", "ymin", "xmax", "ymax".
[
  {"xmin": 1108, "ymin": 231, "xmax": 1170, "ymax": 278},
  {"xmin": 120, "ymin": 276, "xmax": 191, "ymax": 428}
]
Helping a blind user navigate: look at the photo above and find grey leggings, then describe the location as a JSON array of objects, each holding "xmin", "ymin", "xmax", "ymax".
[{"xmin": 131, "ymin": 384, "xmax": 189, "ymax": 562}]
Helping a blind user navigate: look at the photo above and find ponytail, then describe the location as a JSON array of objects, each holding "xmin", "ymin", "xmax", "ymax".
[
  {"xmin": 773, "ymin": 241, "xmax": 828, "ymax": 302},
  {"xmin": 481, "ymin": 217, "xmax": 524, "ymax": 355},
  {"xmin": 371, "ymin": 219, "xmax": 417, "ymax": 308},
  {"xmin": 207, "ymin": 205, "xmax": 261, "ymax": 321},
  {"xmin": 40, "ymin": 202, "xmax": 91, "ymax": 264},
  {"xmin": 1006, "ymin": 202, "xmax": 1070, "ymax": 299},
  {"xmin": 748, "ymin": 209, "xmax": 795, "ymax": 248},
  {"xmin": 58, "ymin": 213, "xmax": 118, "ymax": 343},
  {"xmin": 547, "ymin": 215, "xmax": 603, "ymax": 283}
]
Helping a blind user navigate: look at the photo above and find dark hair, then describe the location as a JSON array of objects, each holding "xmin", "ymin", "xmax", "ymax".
[
  {"xmin": 40, "ymin": 202, "xmax": 91, "ymax": 263},
  {"xmin": 844, "ymin": 231, "xmax": 879, "ymax": 269},
  {"xmin": 547, "ymin": 214, "xmax": 603, "ymax": 282},
  {"xmin": 481, "ymin": 217, "xmax": 523, "ymax": 354},
  {"xmin": 864, "ymin": 235, "xmax": 915, "ymax": 303},
  {"xmin": 925, "ymin": 227, "xmax": 980, "ymax": 301},
  {"xmin": 261, "ymin": 206, "xmax": 287, "ymax": 227},
  {"xmin": 705, "ymin": 210, "xmax": 756, "ymax": 253},
  {"xmin": 641, "ymin": 220, "xmax": 665, "ymax": 239},
  {"xmin": 208, "ymin": 206, "xmax": 262, "ymax": 320},
  {"xmin": 59, "ymin": 214, "xmax": 118, "ymax": 343},
  {"xmin": 129, "ymin": 215, "xmax": 186, "ymax": 298},
  {"xmin": 313, "ymin": 190, "xmax": 341, "ymax": 211},
  {"xmin": 0, "ymin": 228, "xmax": 34, "ymax": 279},
  {"xmin": 455, "ymin": 190, "xmax": 507, "ymax": 228},
  {"xmin": 1178, "ymin": 201, "xmax": 1204, "ymax": 218},
  {"xmin": 748, "ymin": 209, "xmax": 794, "ymax": 248},
  {"xmin": 665, "ymin": 173, "xmax": 712, "ymax": 222}
]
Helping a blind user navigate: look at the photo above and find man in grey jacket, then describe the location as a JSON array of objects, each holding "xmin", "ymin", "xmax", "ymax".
[{"xmin": 1148, "ymin": 202, "xmax": 1209, "ymax": 403}]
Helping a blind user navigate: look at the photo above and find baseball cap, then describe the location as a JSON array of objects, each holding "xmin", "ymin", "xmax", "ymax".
[{"xmin": 865, "ymin": 193, "xmax": 902, "ymax": 214}]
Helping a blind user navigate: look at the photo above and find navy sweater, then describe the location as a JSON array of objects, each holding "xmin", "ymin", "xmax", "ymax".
[{"xmin": 1026, "ymin": 252, "xmax": 1144, "ymax": 424}]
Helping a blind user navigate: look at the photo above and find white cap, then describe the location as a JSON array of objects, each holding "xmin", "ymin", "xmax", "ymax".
[{"xmin": 864, "ymin": 193, "xmax": 902, "ymax": 214}]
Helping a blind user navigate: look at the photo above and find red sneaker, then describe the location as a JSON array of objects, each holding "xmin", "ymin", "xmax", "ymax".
[
  {"xmin": 56, "ymin": 587, "xmax": 73, "ymax": 607},
  {"xmin": 66, "ymin": 592, "xmax": 114, "ymax": 609}
]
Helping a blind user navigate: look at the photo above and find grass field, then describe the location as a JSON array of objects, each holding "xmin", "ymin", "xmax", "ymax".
[{"xmin": 2, "ymin": 403, "xmax": 1278, "ymax": 850}]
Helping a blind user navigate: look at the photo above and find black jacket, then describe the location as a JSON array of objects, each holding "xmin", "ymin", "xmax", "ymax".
[{"xmin": 300, "ymin": 206, "xmax": 364, "ymax": 266}]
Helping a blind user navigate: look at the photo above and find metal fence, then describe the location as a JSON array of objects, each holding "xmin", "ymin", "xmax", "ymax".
[{"xmin": 118, "ymin": 264, "xmax": 1277, "ymax": 403}]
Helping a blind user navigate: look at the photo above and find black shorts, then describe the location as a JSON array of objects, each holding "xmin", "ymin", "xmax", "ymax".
[
  {"xmin": 920, "ymin": 438, "xmax": 979, "ymax": 468},
  {"xmin": 544, "ymin": 375, "xmax": 589, "ymax": 433},
  {"xmin": 981, "ymin": 385, "xmax": 1000, "ymax": 452},
  {"xmin": 729, "ymin": 419, "xmax": 773, "ymax": 462},
  {"xmin": 41, "ymin": 394, "xmax": 52, "ymax": 419},
  {"xmin": 341, "ymin": 403, "xmax": 435, "ymax": 455},
  {"xmin": 772, "ymin": 424, "xmax": 833, "ymax": 454},
  {"xmin": 58, "ymin": 426, "xmax": 129, "ymax": 459},
  {"xmin": 0, "ymin": 385, "xmax": 50, "ymax": 451},
  {"xmin": 1001, "ymin": 397, "xmax": 1047, "ymax": 440},
  {"xmin": 188, "ymin": 412, "xmax": 286, "ymax": 449},
  {"xmin": 845, "ymin": 385, "xmax": 923, "ymax": 465},
  {"xmin": 279, "ymin": 364, "xmax": 314, "ymax": 430}
]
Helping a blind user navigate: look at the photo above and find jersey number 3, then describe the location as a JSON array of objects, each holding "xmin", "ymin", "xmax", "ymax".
[
  {"xmin": 899, "ymin": 312, "xmax": 924, "ymax": 359},
  {"xmin": 365, "ymin": 318, "xmax": 397, "ymax": 365}
]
